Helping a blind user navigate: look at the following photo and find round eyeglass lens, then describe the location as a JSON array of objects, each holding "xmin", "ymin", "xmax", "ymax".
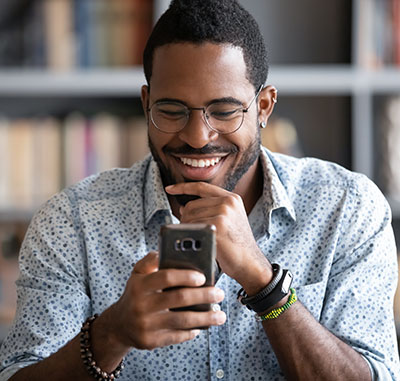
[
  {"xmin": 206, "ymin": 103, "xmax": 244, "ymax": 133},
  {"xmin": 151, "ymin": 103, "xmax": 189, "ymax": 132}
]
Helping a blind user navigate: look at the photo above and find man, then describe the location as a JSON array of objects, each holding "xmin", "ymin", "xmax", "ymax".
[{"xmin": 1, "ymin": 0, "xmax": 399, "ymax": 379}]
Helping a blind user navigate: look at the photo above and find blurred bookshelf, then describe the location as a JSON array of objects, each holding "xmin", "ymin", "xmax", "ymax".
[{"xmin": 0, "ymin": 0, "xmax": 399, "ymax": 351}]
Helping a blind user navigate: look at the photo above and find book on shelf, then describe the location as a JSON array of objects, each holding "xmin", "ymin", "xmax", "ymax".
[
  {"xmin": 0, "ymin": 0, "xmax": 154, "ymax": 69},
  {"xmin": 0, "ymin": 115, "xmax": 149, "ymax": 212},
  {"xmin": 379, "ymin": 96, "xmax": 400, "ymax": 202},
  {"xmin": 395, "ymin": 251, "xmax": 400, "ymax": 330},
  {"xmin": 44, "ymin": 0, "xmax": 75, "ymax": 70},
  {"xmin": 32, "ymin": 118, "xmax": 62, "ymax": 206},
  {"xmin": 120, "ymin": 116, "xmax": 149, "ymax": 167},
  {"xmin": 357, "ymin": 0, "xmax": 400, "ymax": 68},
  {"xmin": 0, "ymin": 119, "xmax": 10, "ymax": 210}
]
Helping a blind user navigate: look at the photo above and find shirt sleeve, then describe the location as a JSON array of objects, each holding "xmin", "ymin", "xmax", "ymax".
[
  {"xmin": 321, "ymin": 174, "xmax": 400, "ymax": 380},
  {"xmin": 0, "ymin": 190, "xmax": 91, "ymax": 375}
]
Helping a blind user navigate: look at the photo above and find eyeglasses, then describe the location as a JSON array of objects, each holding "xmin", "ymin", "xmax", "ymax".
[{"xmin": 147, "ymin": 85, "xmax": 263, "ymax": 135}]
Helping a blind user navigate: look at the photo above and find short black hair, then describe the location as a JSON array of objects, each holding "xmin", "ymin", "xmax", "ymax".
[{"xmin": 143, "ymin": 0, "xmax": 268, "ymax": 92}]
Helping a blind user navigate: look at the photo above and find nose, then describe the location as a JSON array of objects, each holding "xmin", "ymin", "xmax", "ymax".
[{"xmin": 177, "ymin": 109, "xmax": 218, "ymax": 148}]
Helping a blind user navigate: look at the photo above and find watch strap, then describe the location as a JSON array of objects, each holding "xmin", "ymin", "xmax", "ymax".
[
  {"xmin": 241, "ymin": 269, "xmax": 293, "ymax": 313},
  {"xmin": 237, "ymin": 263, "xmax": 282, "ymax": 305}
]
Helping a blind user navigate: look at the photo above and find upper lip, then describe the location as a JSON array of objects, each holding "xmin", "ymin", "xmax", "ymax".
[{"xmin": 171, "ymin": 154, "xmax": 228, "ymax": 159}]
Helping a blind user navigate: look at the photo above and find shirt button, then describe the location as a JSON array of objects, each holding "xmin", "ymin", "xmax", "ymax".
[
  {"xmin": 216, "ymin": 369, "xmax": 224, "ymax": 379},
  {"xmin": 212, "ymin": 303, "xmax": 221, "ymax": 312}
]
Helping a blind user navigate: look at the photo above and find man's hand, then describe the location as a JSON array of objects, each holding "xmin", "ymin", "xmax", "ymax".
[
  {"xmin": 165, "ymin": 182, "xmax": 273, "ymax": 295},
  {"xmin": 103, "ymin": 252, "xmax": 226, "ymax": 352}
]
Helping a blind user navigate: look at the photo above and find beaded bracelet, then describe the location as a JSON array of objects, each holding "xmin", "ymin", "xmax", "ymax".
[
  {"xmin": 255, "ymin": 288, "xmax": 297, "ymax": 321},
  {"xmin": 80, "ymin": 314, "xmax": 125, "ymax": 380}
]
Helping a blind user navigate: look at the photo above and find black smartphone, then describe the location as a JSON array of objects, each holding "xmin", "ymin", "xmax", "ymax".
[{"xmin": 159, "ymin": 223, "xmax": 216, "ymax": 311}]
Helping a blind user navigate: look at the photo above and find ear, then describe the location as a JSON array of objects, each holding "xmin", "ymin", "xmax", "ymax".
[
  {"xmin": 141, "ymin": 85, "xmax": 150, "ymax": 123},
  {"xmin": 257, "ymin": 85, "xmax": 278, "ymax": 127}
]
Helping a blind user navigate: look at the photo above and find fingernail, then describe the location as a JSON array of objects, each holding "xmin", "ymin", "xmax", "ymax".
[
  {"xmin": 191, "ymin": 329, "xmax": 201, "ymax": 337},
  {"xmin": 165, "ymin": 185, "xmax": 175, "ymax": 191},
  {"xmin": 215, "ymin": 311, "xmax": 226, "ymax": 325},
  {"xmin": 193, "ymin": 273, "xmax": 206, "ymax": 285},
  {"xmin": 215, "ymin": 288, "xmax": 225, "ymax": 300}
]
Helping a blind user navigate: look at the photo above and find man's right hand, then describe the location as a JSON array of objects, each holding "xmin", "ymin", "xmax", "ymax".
[{"xmin": 93, "ymin": 251, "xmax": 226, "ymax": 364}]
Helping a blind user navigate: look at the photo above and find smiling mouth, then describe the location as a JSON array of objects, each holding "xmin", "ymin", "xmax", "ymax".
[{"xmin": 179, "ymin": 157, "xmax": 222, "ymax": 168}]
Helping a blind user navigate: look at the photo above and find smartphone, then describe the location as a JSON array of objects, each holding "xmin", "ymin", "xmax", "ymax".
[{"xmin": 159, "ymin": 223, "xmax": 216, "ymax": 311}]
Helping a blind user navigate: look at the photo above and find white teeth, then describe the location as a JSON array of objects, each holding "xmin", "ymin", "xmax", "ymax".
[{"xmin": 180, "ymin": 157, "xmax": 221, "ymax": 168}]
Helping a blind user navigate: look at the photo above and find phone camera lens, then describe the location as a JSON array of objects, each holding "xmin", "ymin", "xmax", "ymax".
[{"xmin": 182, "ymin": 239, "xmax": 194, "ymax": 251}]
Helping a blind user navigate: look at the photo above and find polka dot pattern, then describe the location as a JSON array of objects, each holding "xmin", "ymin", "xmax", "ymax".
[{"xmin": 0, "ymin": 148, "xmax": 399, "ymax": 380}]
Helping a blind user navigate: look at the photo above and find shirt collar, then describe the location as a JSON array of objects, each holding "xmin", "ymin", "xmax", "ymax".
[
  {"xmin": 260, "ymin": 147, "xmax": 296, "ymax": 222},
  {"xmin": 143, "ymin": 157, "xmax": 173, "ymax": 226}
]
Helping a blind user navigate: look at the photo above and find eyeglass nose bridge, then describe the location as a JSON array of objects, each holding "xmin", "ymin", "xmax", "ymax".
[{"xmin": 184, "ymin": 106, "xmax": 213, "ymax": 131}]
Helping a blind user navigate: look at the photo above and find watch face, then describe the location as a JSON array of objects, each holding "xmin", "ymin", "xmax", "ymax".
[{"xmin": 282, "ymin": 271, "xmax": 293, "ymax": 293}]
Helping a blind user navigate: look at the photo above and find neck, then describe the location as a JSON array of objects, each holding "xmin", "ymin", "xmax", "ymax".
[{"xmin": 233, "ymin": 157, "xmax": 263, "ymax": 215}]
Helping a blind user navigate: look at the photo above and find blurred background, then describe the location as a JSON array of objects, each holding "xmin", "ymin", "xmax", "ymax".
[{"xmin": 0, "ymin": 0, "xmax": 399, "ymax": 352}]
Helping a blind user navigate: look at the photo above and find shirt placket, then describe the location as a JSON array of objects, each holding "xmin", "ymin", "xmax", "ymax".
[{"xmin": 208, "ymin": 275, "xmax": 230, "ymax": 380}]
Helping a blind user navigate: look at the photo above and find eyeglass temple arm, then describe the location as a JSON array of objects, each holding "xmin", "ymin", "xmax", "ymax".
[{"xmin": 243, "ymin": 84, "xmax": 264, "ymax": 113}]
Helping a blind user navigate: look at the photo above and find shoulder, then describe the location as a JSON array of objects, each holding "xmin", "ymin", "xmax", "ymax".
[
  {"xmin": 266, "ymin": 149, "xmax": 383, "ymax": 199},
  {"xmin": 65, "ymin": 154, "xmax": 152, "ymax": 203}
]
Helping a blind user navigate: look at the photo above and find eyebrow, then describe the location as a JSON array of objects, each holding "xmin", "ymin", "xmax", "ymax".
[{"xmin": 154, "ymin": 97, "xmax": 244, "ymax": 107}]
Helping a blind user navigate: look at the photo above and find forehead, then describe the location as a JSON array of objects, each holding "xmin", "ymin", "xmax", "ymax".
[{"xmin": 149, "ymin": 42, "xmax": 254, "ymax": 100}]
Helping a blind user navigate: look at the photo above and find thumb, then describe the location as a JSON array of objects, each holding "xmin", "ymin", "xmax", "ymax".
[{"xmin": 133, "ymin": 251, "xmax": 159, "ymax": 274}]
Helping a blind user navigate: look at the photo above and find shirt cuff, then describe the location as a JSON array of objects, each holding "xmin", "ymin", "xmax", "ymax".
[
  {"xmin": 361, "ymin": 354, "xmax": 393, "ymax": 381},
  {"xmin": 0, "ymin": 362, "xmax": 36, "ymax": 381}
]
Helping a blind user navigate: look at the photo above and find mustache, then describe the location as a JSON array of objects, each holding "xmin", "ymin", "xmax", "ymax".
[{"xmin": 163, "ymin": 144, "xmax": 238, "ymax": 155}]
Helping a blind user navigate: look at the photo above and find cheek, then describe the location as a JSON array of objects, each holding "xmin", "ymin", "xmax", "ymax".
[
  {"xmin": 231, "ymin": 129, "xmax": 257, "ymax": 153},
  {"xmin": 148, "ymin": 128, "xmax": 171, "ymax": 154}
]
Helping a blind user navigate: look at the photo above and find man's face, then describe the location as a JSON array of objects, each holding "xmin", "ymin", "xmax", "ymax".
[{"xmin": 143, "ymin": 43, "xmax": 262, "ymax": 204}]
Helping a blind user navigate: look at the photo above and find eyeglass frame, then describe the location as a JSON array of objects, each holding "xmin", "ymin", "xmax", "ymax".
[{"xmin": 147, "ymin": 84, "xmax": 264, "ymax": 135}]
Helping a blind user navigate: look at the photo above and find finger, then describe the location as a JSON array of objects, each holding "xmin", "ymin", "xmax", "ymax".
[
  {"xmin": 180, "ymin": 196, "xmax": 224, "ymax": 213},
  {"xmin": 161, "ymin": 310, "xmax": 227, "ymax": 330},
  {"xmin": 179, "ymin": 200, "xmax": 227, "ymax": 222},
  {"xmin": 152, "ymin": 286, "xmax": 225, "ymax": 311},
  {"xmin": 141, "ymin": 268, "xmax": 206, "ymax": 292},
  {"xmin": 165, "ymin": 182, "xmax": 232, "ymax": 198},
  {"xmin": 152, "ymin": 328, "xmax": 202, "ymax": 348},
  {"xmin": 133, "ymin": 252, "xmax": 159, "ymax": 274}
]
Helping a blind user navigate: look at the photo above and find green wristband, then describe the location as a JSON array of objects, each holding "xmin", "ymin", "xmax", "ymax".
[{"xmin": 255, "ymin": 288, "xmax": 297, "ymax": 321}]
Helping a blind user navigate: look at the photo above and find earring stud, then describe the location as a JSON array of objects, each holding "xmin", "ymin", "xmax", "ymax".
[
  {"xmin": 260, "ymin": 121, "xmax": 267, "ymax": 128},
  {"xmin": 272, "ymin": 97, "xmax": 277, "ymax": 103}
]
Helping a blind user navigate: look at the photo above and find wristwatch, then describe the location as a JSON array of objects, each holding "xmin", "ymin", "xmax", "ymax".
[{"xmin": 238, "ymin": 265, "xmax": 293, "ymax": 313}]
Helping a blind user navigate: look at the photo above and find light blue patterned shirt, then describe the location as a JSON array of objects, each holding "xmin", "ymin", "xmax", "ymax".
[{"xmin": 0, "ymin": 148, "xmax": 399, "ymax": 380}]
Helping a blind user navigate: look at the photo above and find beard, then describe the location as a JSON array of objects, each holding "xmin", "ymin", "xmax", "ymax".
[{"xmin": 148, "ymin": 133, "xmax": 261, "ymax": 206}]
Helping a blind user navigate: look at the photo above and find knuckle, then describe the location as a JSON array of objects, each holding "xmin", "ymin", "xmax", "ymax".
[
  {"xmin": 214, "ymin": 215, "xmax": 225, "ymax": 226},
  {"xmin": 135, "ymin": 315, "xmax": 151, "ymax": 332},
  {"xmin": 175, "ymin": 313, "xmax": 191, "ymax": 328},
  {"xmin": 219, "ymin": 204, "xmax": 230, "ymax": 215},
  {"xmin": 228, "ymin": 193, "xmax": 241, "ymax": 205},
  {"xmin": 132, "ymin": 298, "xmax": 146, "ymax": 314},
  {"xmin": 134, "ymin": 332, "xmax": 154, "ymax": 350},
  {"xmin": 175, "ymin": 288, "xmax": 190, "ymax": 306},
  {"xmin": 162, "ymin": 270, "xmax": 176, "ymax": 287}
]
